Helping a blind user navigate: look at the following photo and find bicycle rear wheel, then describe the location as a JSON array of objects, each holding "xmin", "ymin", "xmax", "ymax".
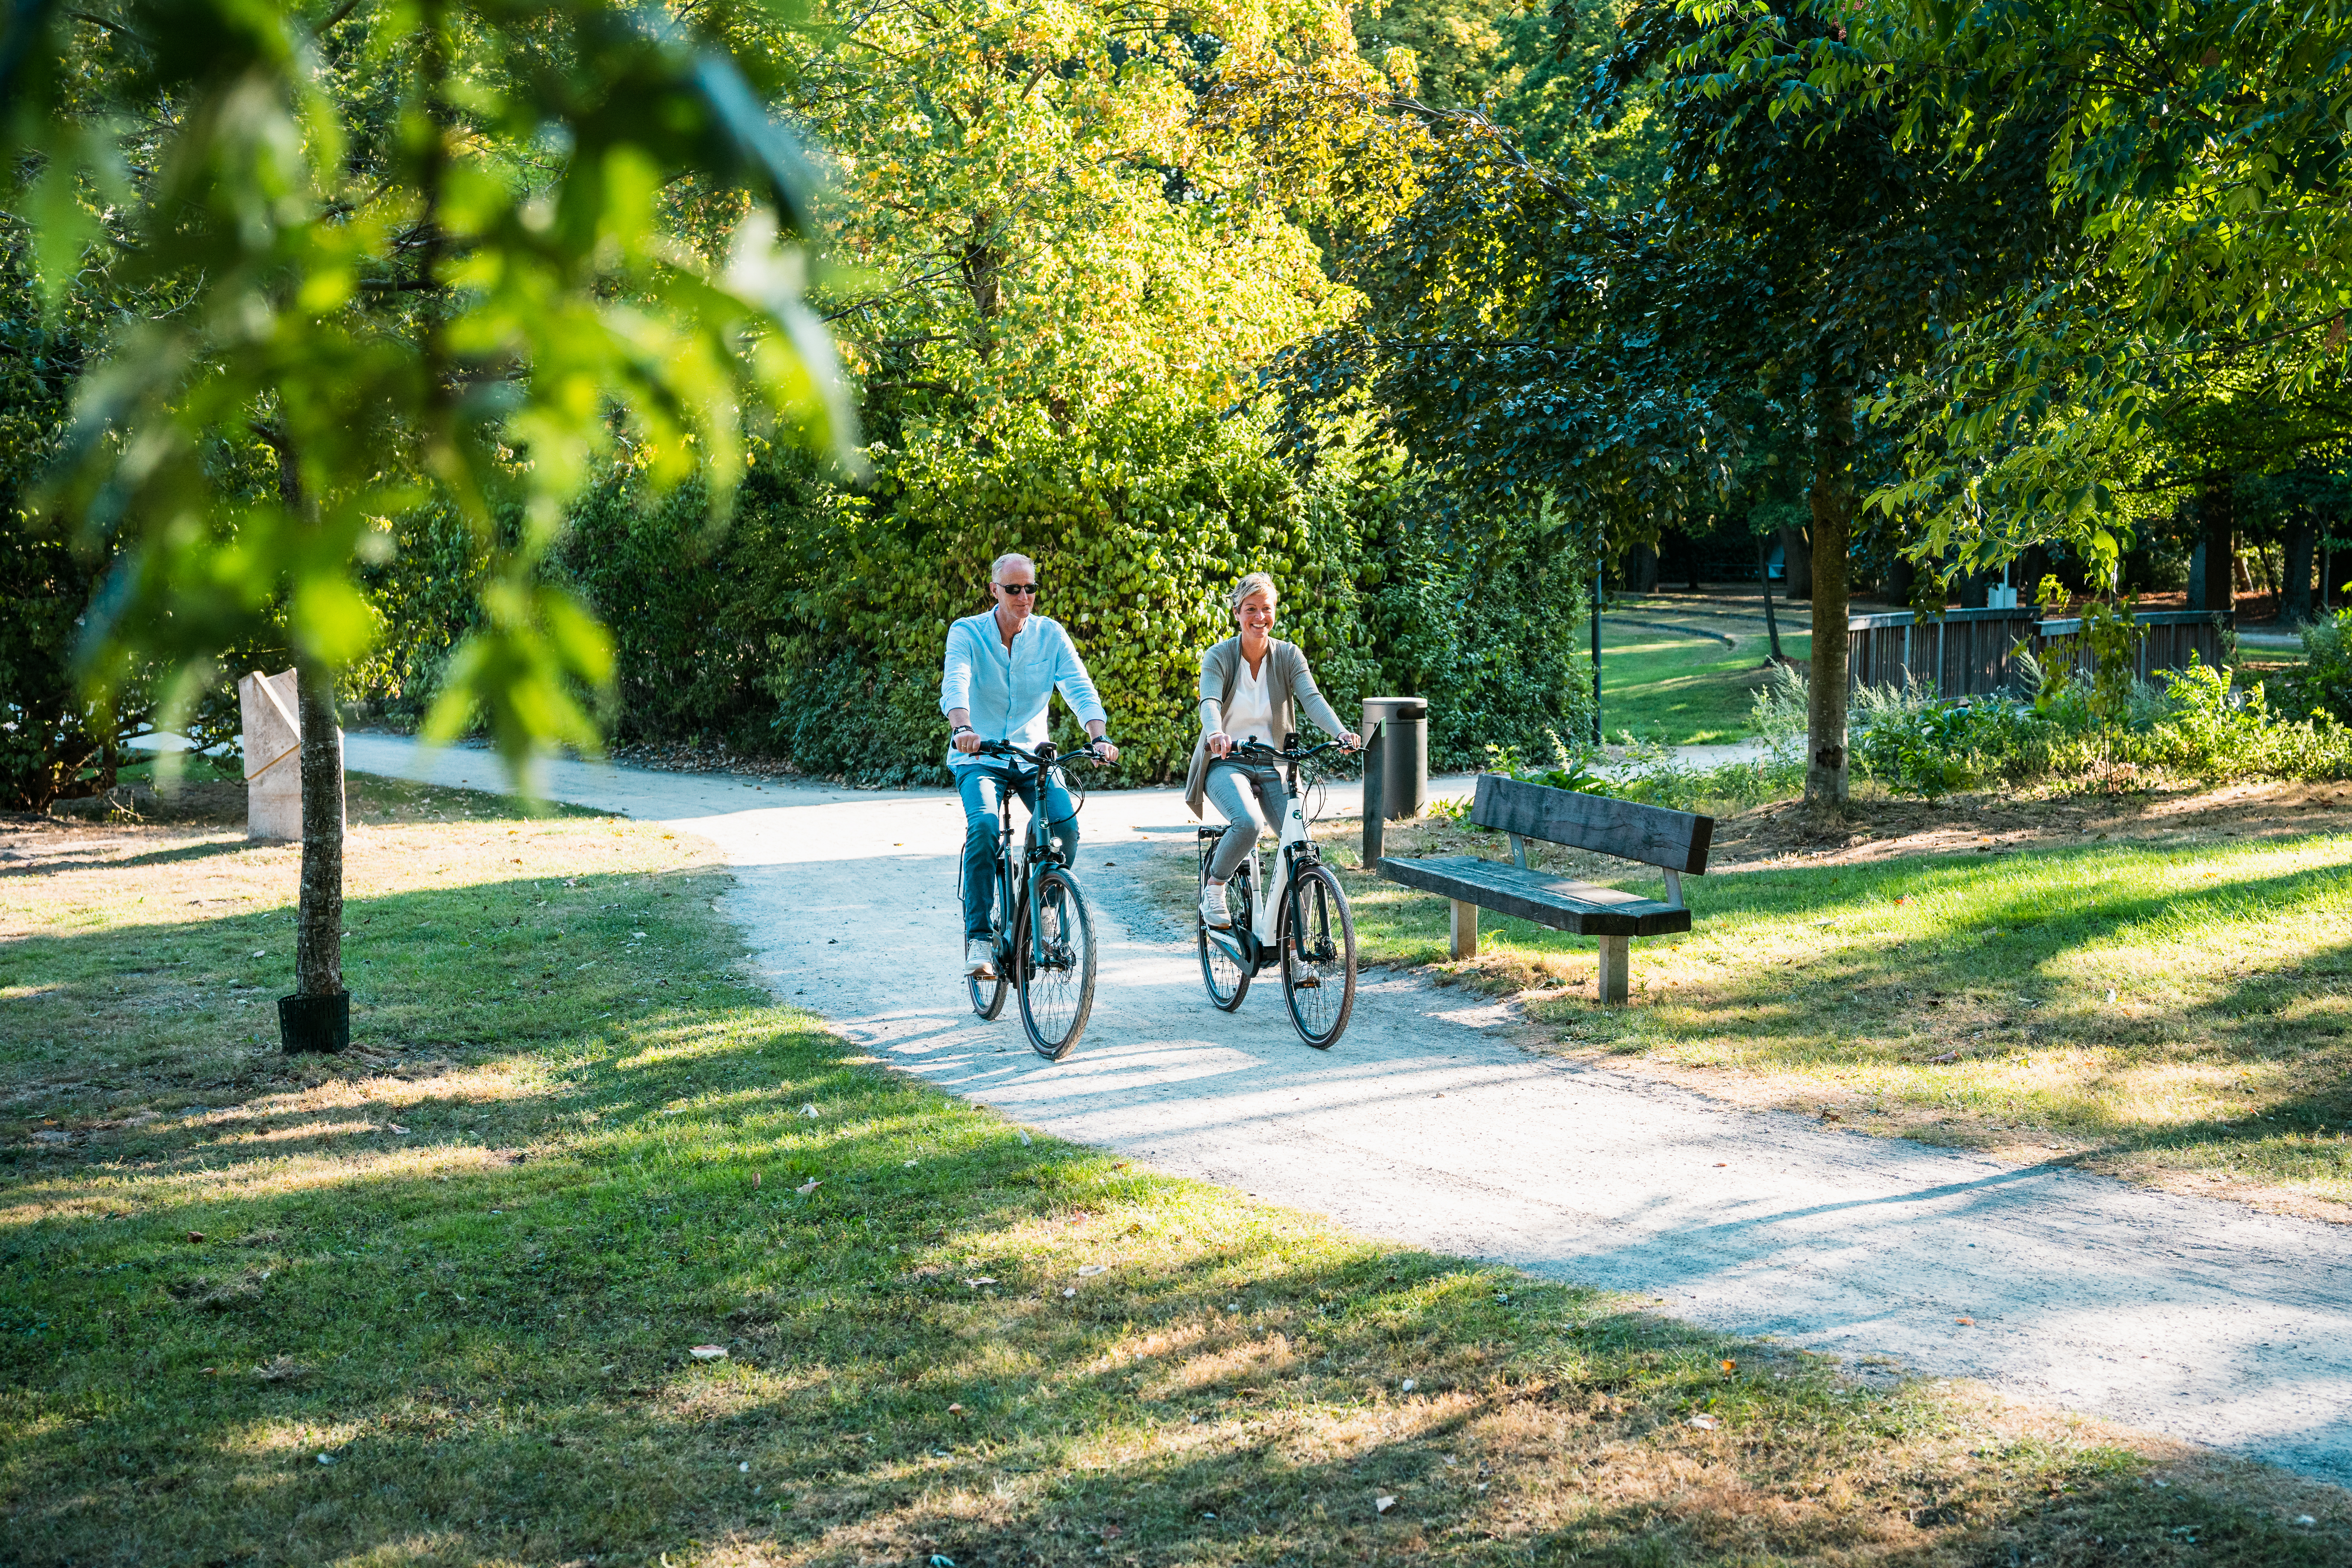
[
  {"xmin": 966, "ymin": 931, "xmax": 1009, "ymax": 1020},
  {"xmin": 1198, "ymin": 866, "xmax": 1251, "ymax": 1011},
  {"xmin": 1017, "ymin": 866, "xmax": 1097, "ymax": 1061},
  {"xmin": 1280, "ymin": 862, "xmax": 1357, "ymax": 1049}
]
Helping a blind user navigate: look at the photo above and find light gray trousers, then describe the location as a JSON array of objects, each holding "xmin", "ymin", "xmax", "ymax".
[{"xmin": 1203, "ymin": 760, "xmax": 1290, "ymax": 882}]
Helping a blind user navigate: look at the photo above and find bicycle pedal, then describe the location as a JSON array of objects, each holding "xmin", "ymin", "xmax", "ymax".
[{"xmin": 1293, "ymin": 977, "xmax": 1322, "ymax": 988}]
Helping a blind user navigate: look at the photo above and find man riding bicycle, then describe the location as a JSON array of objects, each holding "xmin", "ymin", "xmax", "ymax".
[{"xmin": 942, "ymin": 553, "xmax": 1119, "ymax": 980}]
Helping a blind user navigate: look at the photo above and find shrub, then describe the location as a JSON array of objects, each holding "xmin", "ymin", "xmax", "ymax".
[
  {"xmin": 756, "ymin": 395, "xmax": 1590, "ymax": 786},
  {"xmin": 336, "ymin": 391, "xmax": 1595, "ymax": 784},
  {"xmin": 1841, "ymin": 653, "xmax": 2352, "ymax": 798},
  {"xmin": 1850, "ymin": 679, "xmax": 1982, "ymax": 798},
  {"xmin": 1482, "ymin": 731, "xmax": 1614, "ymax": 797},
  {"xmin": 2138, "ymin": 660, "xmax": 2352, "ymax": 779},
  {"xmin": 2, "ymin": 255, "xmax": 250, "ymax": 807},
  {"xmin": 2283, "ymin": 606, "xmax": 2352, "ymax": 725},
  {"xmin": 756, "ymin": 393, "xmax": 1340, "ymax": 788}
]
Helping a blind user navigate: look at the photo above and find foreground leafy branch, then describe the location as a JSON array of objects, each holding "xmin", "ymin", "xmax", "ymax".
[{"xmin": 1, "ymin": 0, "xmax": 855, "ymax": 1034}]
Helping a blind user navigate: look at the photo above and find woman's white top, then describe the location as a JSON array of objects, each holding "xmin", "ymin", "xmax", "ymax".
[{"xmin": 1220, "ymin": 654, "xmax": 1276, "ymax": 748}]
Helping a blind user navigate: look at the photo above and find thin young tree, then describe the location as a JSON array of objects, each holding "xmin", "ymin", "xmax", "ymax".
[
  {"xmin": 1589, "ymin": 0, "xmax": 2063, "ymax": 805},
  {"xmin": 4, "ymin": 0, "xmax": 853, "ymax": 1043}
]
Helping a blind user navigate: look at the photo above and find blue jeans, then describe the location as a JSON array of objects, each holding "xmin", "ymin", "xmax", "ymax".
[{"xmin": 959, "ymin": 762, "xmax": 1079, "ymax": 941}]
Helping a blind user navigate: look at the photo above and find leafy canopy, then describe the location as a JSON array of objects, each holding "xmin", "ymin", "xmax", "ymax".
[
  {"xmin": 2, "ymin": 0, "xmax": 854, "ymax": 777},
  {"xmin": 1826, "ymin": 0, "xmax": 2352, "ymax": 569}
]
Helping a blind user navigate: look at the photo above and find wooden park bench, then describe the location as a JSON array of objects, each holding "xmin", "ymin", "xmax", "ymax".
[{"xmin": 1373, "ymin": 774, "xmax": 1713, "ymax": 1003}]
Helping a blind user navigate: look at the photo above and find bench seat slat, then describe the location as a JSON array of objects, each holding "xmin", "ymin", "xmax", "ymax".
[{"xmin": 1377, "ymin": 854, "xmax": 1693, "ymax": 937}]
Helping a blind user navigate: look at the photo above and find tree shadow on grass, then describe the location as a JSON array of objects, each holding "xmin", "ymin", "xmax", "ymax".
[
  {"xmin": 1455, "ymin": 835, "xmax": 2352, "ymax": 1041},
  {"xmin": 21, "ymin": 1104, "xmax": 2316, "ymax": 1568},
  {"xmin": 5, "ymin": 872, "xmax": 2346, "ymax": 1566},
  {"xmin": 0, "ymin": 834, "xmax": 262, "ymax": 878}
]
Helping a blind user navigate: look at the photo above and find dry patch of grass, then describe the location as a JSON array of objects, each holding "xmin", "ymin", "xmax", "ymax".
[
  {"xmin": 2, "ymin": 781, "xmax": 2344, "ymax": 1565},
  {"xmin": 1282, "ymin": 781, "xmax": 2352, "ymax": 1219}
]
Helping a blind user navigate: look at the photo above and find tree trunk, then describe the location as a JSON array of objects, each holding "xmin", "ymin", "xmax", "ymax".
[
  {"xmin": 2284, "ymin": 518, "xmax": 2315, "ymax": 624},
  {"xmin": 2197, "ymin": 476, "xmax": 2234, "ymax": 615},
  {"xmin": 1805, "ymin": 382, "xmax": 1853, "ymax": 806},
  {"xmin": 262, "ymin": 420, "xmax": 346, "ymax": 1002},
  {"xmin": 960, "ymin": 231, "xmax": 1003, "ymax": 361},
  {"xmin": 2017, "ymin": 544, "xmax": 2053, "ymax": 604},
  {"xmin": 295, "ymin": 661, "xmax": 345, "ymax": 997},
  {"xmin": 1778, "ymin": 523, "xmax": 1813, "ymax": 600},
  {"xmin": 1884, "ymin": 552, "xmax": 1915, "ymax": 610}
]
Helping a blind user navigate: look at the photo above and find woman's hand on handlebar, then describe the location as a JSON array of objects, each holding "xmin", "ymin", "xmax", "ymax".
[
  {"xmin": 1338, "ymin": 730, "xmax": 1361, "ymax": 751},
  {"xmin": 1207, "ymin": 730, "xmax": 1232, "ymax": 760}
]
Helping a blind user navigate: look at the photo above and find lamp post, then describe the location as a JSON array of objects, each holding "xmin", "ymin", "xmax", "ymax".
[{"xmin": 1592, "ymin": 519, "xmax": 1604, "ymax": 749}]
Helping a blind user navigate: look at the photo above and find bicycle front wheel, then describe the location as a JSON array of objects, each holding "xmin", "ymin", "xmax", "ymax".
[
  {"xmin": 1016, "ymin": 867, "xmax": 1097, "ymax": 1061},
  {"xmin": 1280, "ymin": 862, "xmax": 1357, "ymax": 1049}
]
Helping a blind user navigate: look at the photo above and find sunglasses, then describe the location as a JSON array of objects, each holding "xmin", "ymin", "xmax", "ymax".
[{"xmin": 995, "ymin": 582, "xmax": 1041, "ymax": 595}]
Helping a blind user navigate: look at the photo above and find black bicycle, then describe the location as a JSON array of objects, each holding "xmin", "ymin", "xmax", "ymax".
[
  {"xmin": 962, "ymin": 739, "xmax": 1106, "ymax": 1060},
  {"xmin": 1195, "ymin": 736, "xmax": 1358, "ymax": 1048}
]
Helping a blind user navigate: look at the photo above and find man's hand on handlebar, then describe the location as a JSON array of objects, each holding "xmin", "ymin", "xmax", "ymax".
[
  {"xmin": 1089, "ymin": 736, "xmax": 1121, "ymax": 764},
  {"xmin": 952, "ymin": 727, "xmax": 985, "ymax": 756}
]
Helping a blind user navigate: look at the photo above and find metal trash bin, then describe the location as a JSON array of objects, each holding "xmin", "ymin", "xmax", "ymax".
[{"xmin": 1361, "ymin": 696, "xmax": 1428, "ymax": 821}]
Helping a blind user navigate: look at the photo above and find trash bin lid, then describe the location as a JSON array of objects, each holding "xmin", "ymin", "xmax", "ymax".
[{"xmin": 1361, "ymin": 696, "xmax": 1428, "ymax": 722}]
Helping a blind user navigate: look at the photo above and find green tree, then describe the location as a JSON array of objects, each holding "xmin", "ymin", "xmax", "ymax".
[
  {"xmin": 3, "ymin": 0, "xmax": 851, "ymax": 1034},
  {"xmin": 1589, "ymin": 0, "xmax": 2063, "ymax": 801},
  {"xmin": 1837, "ymin": 0, "xmax": 2352, "ymax": 574},
  {"xmin": 1272, "ymin": 0, "xmax": 2057, "ymax": 803},
  {"xmin": 778, "ymin": 0, "xmax": 1362, "ymax": 436},
  {"xmin": 706, "ymin": 0, "xmax": 1442, "ymax": 783}
]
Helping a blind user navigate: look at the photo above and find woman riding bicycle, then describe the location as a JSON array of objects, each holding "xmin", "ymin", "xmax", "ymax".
[{"xmin": 1187, "ymin": 572, "xmax": 1358, "ymax": 931}]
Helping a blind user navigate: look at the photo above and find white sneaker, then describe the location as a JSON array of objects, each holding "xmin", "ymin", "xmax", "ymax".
[
  {"xmin": 964, "ymin": 938, "xmax": 997, "ymax": 979},
  {"xmin": 1199, "ymin": 881, "xmax": 1233, "ymax": 930}
]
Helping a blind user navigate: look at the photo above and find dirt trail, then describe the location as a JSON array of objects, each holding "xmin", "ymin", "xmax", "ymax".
[{"xmin": 346, "ymin": 734, "xmax": 2352, "ymax": 1486}]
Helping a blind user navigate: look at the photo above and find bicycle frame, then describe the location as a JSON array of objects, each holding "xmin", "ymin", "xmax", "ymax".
[
  {"xmin": 975, "ymin": 746, "xmax": 1076, "ymax": 971},
  {"xmin": 1205, "ymin": 744, "xmax": 1326, "ymax": 973}
]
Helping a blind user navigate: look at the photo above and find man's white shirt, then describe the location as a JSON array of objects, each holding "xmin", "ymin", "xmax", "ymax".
[{"xmin": 938, "ymin": 612, "xmax": 1106, "ymax": 767}]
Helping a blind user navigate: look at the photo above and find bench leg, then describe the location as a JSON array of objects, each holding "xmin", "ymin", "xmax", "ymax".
[
  {"xmin": 1596, "ymin": 935, "xmax": 1630, "ymax": 1005},
  {"xmin": 1449, "ymin": 899, "xmax": 1478, "ymax": 960}
]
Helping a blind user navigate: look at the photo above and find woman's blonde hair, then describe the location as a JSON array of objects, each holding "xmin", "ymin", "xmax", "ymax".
[{"xmin": 1227, "ymin": 571, "xmax": 1279, "ymax": 625}]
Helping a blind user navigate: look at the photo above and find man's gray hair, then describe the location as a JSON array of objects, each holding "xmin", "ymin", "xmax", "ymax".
[
  {"xmin": 1227, "ymin": 571, "xmax": 1279, "ymax": 621},
  {"xmin": 991, "ymin": 552, "xmax": 1036, "ymax": 582}
]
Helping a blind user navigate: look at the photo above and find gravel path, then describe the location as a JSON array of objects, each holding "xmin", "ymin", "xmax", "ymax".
[{"xmin": 347, "ymin": 734, "xmax": 2352, "ymax": 1485}]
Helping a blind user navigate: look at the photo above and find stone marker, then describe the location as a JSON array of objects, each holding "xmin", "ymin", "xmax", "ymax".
[{"xmin": 239, "ymin": 669, "xmax": 341, "ymax": 840}]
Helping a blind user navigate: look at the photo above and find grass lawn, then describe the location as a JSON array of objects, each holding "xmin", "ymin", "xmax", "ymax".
[
  {"xmin": 1305, "ymin": 783, "xmax": 2352, "ymax": 1222},
  {"xmin": 4, "ymin": 776, "xmax": 2345, "ymax": 1564},
  {"xmin": 1597, "ymin": 632, "xmax": 1811, "ymax": 746}
]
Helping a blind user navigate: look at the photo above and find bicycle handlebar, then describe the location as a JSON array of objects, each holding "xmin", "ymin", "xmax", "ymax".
[
  {"xmin": 1230, "ymin": 738, "xmax": 1355, "ymax": 763},
  {"xmin": 973, "ymin": 738, "xmax": 1118, "ymax": 768}
]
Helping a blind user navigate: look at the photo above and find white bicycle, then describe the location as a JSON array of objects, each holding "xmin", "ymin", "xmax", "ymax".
[{"xmin": 1195, "ymin": 737, "xmax": 1358, "ymax": 1048}]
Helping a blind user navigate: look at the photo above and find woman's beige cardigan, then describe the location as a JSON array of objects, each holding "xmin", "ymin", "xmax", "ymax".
[{"xmin": 1183, "ymin": 635, "xmax": 1349, "ymax": 817}]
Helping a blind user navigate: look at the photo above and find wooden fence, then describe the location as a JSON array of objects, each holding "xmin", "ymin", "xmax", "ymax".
[{"xmin": 1844, "ymin": 608, "xmax": 2233, "ymax": 697}]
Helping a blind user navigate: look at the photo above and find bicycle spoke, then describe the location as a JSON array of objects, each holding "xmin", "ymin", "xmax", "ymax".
[
  {"xmin": 1197, "ymin": 863, "xmax": 1251, "ymax": 1011},
  {"xmin": 1019, "ymin": 869, "xmax": 1096, "ymax": 1060},
  {"xmin": 1281, "ymin": 863, "xmax": 1357, "ymax": 1049}
]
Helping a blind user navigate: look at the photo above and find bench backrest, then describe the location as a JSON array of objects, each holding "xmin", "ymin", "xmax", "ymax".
[{"xmin": 1470, "ymin": 774, "xmax": 1713, "ymax": 875}]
